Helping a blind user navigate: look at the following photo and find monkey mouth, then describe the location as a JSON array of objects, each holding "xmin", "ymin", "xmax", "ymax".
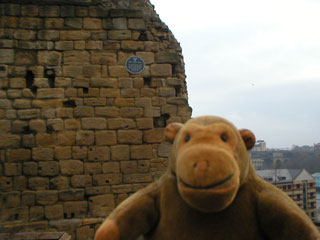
[{"xmin": 179, "ymin": 174, "xmax": 234, "ymax": 190}]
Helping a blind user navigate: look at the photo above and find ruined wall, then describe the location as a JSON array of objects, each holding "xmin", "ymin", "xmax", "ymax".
[{"xmin": 0, "ymin": 0, "xmax": 192, "ymax": 238}]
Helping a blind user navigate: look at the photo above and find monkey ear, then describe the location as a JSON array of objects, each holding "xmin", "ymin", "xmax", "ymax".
[
  {"xmin": 165, "ymin": 123, "xmax": 183, "ymax": 143},
  {"xmin": 239, "ymin": 129, "xmax": 256, "ymax": 150}
]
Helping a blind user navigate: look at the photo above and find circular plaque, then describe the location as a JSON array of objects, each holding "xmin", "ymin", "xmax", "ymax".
[{"xmin": 125, "ymin": 56, "xmax": 145, "ymax": 74}]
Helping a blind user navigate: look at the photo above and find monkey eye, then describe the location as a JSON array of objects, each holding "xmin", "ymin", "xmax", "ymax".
[
  {"xmin": 185, "ymin": 134, "xmax": 191, "ymax": 142},
  {"xmin": 221, "ymin": 133, "xmax": 228, "ymax": 142}
]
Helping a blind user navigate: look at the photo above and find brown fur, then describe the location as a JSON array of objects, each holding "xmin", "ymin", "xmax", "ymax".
[{"xmin": 95, "ymin": 116, "xmax": 320, "ymax": 240}]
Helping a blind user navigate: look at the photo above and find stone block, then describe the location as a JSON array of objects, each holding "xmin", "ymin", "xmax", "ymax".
[
  {"xmin": 50, "ymin": 176, "xmax": 69, "ymax": 190},
  {"xmin": 0, "ymin": 134, "xmax": 20, "ymax": 148},
  {"xmin": 55, "ymin": 41, "xmax": 73, "ymax": 50},
  {"xmin": 0, "ymin": 177, "xmax": 13, "ymax": 192},
  {"xmin": 77, "ymin": 225, "xmax": 95, "ymax": 240},
  {"xmin": 144, "ymin": 129, "xmax": 165, "ymax": 143},
  {"xmin": 150, "ymin": 64, "xmax": 172, "ymax": 77},
  {"xmin": 81, "ymin": 117, "xmax": 106, "ymax": 129},
  {"xmin": 93, "ymin": 174, "xmax": 122, "ymax": 186},
  {"xmin": 64, "ymin": 119, "xmax": 80, "ymax": 130},
  {"xmin": 83, "ymin": 65, "xmax": 101, "ymax": 77},
  {"xmin": 118, "ymin": 130, "xmax": 142, "ymax": 144},
  {"xmin": 45, "ymin": 204, "xmax": 63, "ymax": 220},
  {"xmin": 84, "ymin": 162, "xmax": 102, "ymax": 174},
  {"xmin": 84, "ymin": 98, "xmax": 106, "ymax": 106},
  {"xmin": 28, "ymin": 177, "xmax": 49, "ymax": 190},
  {"xmin": 4, "ymin": 163, "xmax": 21, "ymax": 176},
  {"xmin": 158, "ymin": 143, "xmax": 172, "ymax": 157},
  {"xmin": 155, "ymin": 52, "xmax": 180, "ymax": 64},
  {"xmin": 114, "ymin": 98, "xmax": 134, "ymax": 107},
  {"xmin": 119, "ymin": 107, "xmax": 143, "ymax": 118},
  {"xmin": 38, "ymin": 51, "xmax": 62, "ymax": 66},
  {"xmin": 120, "ymin": 161, "xmax": 137, "ymax": 174},
  {"xmin": 128, "ymin": 19, "xmax": 146, "ymax": 30},
  {"xmin": 108, "ymin": 30, "xmax": 131, "ymax": 40},
  {"xmin": 86, "ymin": 40, "xmax": 103, "ymax": 50},
  {"xmin": 89, "ymin": 194, "xmax": 115, "ymax": 217},
  {"xmin": 17, "ymin": 109, "xmax": 39, "ymax": 119},
  {"xmin": 120, "ymin": 88, "xmax": 139, "ymax": 98},
  {"xmin": 102, "ymin": 162, "xmax": 120, "ymax": 173},
  {"xmin": 76, "ymin": 6, "xmax": 88, "ymax": 17},
  {"xmin": 64, "ymin": 201, "xmax": 87, "ymax": 218},
  {"xmin": 47, "ymin": 118, "xmax": 64, "ymax": 131},
  {"xmin": 14, "ymin": 29, "xmax": 36, "ymax": 40},
  {"xmin": 64, "ymin": 51, "xmax": 89, "ymax": 65},
  {"xmin": 110, "ymin": 145, "xmax": 129, "ymax": 161},
  {"xmin": 13, "ymin": 176, "xmax": 27, "ymax": 190},
  {"xmin": 88, "ymin": 146, "xmax": 110, "ymax": 161},
  {"xmin": 10, "ymin": 77, "xmax": 26, "ymax": 88},
  {"xmin": 32, "ymin": 99, "xmax": 64, "ymax": 109},
  {"xmin": 36, "ymin": 190, "xmax": 58, "ymax": 205},
  {"xmin": 6, "ymin": 149, "xmax": 31, "ymax": 162},
  {"xmin": 72, "ymin": 146, "xmax": 87, "ymax": 159},
  {"xmin": 21, "ymin": 5, "xmax": 39, "ymax": 16},
  {"xmin": 39, "ymin": 5, "xmax": 60, "ymax": 17},
  {"xmin": 30, "ymin": 206, "xmax": 44, "ymax": 221},
  {"xmin": 65, "ymin": 18, "xmax": 82, "ymax": 29},
  {"xmin": 107, "ymin": 118, "xmax": 135, "ymax": 129},
  {"xmin": 136, "ymin": 52, "xmax": 155, "ymax": 64},
  {"xmin": 71, "ymin": 175, "xmax": 92, "ymax": 188},
  {"xmin": 38, "ymin": 30, "xmax": 59, "ymax": 40},
  {"xmin": 94, "ymin": 108, "xmax": 119, "ymax": 120},
  {"xmin": 63, "ymin": 66, "xmax": 83, "ymax": 77},
  {"xmin": 91, "ymin": 77, "xmax": 117, "ymax": 88},
  {"xmin": 59, "ymin": 189, "xmax": 84, "ymax": 201},
  {"xmin": 85, "ymin": 186, "xmax": 111, "ymax": 196},
  {"xmin": 0, "ymin": 99, "xmax": 11, "ymax": 109},
  {"xmin": 60, "ymin": 160, "xmax": 84, "ymax": 176},
  {"xmin": 8, "ymin": 89, "xmax": 22, "ymax": 99},
  {"xmin": 76, "ymin": 131, "xmax": 94, "ymax": 146},
  {"xmin": 38, "ymin": 161, "xmax": 59, "ymax": 176},
  {"xmin": 15, "ymin": 50, "xmax": 36, "ymax": 65},
  {"xmin": 0, "ymin": 49, "xmax": 14, "ymax": 64},
  {"xmin": 78, "ymin": 88, "xmax": 99, "ymax": 97},
  {"xmin": 112, "ymin": 18, "xmax": 127, "ymax": 29},
  {"xmin": 131, "ymin": 145, "xmax": 153, "ymax": 159},
  {"xmin": 21, "ymin": 191, "xmax": 35, "ymax": 206},
  {"xmin": 32, "ymin": 148, "xmax": 54, "ymax": 161},
  {"xmin": 23, "ymin": 162, "xmax": 38, "ymax": 176},
  {"xmin": 56, "ymin": 108, "xmax": 73, "ymax": 118},
  {"xmin": 60, "ymin": 30, "xmax": 90, "ymax": 40},
  {"xmin": 121, "ymin": 40, "xmax": 144, "ymax": 51},
  {"xmin": 95, "ymin": 130, "xmax": 117, "ymax": 146},
  {"xmin": 45, "ymin": 18, "xmax": 64, "ymax": 29},
  {"xmin": 36, "ymin": 133, "xmax": 56, "ymax": 147},
  {"xmin": 137, "ymin": 118, "xmax": 153, "ymax": 129},
  {"xmin": 84, "ymin": 18, "xmax": 102, "ymax": 29},
  {"xmin": 108, "ymin": 66, "xmax": 130, "ymax": 77},
  {"xmin": 55, "ymin": 147, "xmax": 71, "ymax": 160},
  {"xmin": 140, "ymin": 88, "xmax": 156, "ymax": 97},
  {"xmin": 74, "ymin": 106, "xmax": 94, "ymax": 117},
  {"xmin": 4, "ymin": 191, "xmax": 20, "ymax": 208},
  {"xmin": 29, "ymin": 119, "xmax": 46, "ymax": 133},
  {"xmin": 123, "ymin": 173, "xmax": 152, "ymax": 183},
  {"xmin": 57, "ymin": 131, "xmax": 76, "ymax": 146},
  {"xmin": 135, "ymin": 97, "xmax": 152, "ymax": 107},
  {"xmin": 111, "ymin": 184, "xmax": 133, "ymax": 194}
]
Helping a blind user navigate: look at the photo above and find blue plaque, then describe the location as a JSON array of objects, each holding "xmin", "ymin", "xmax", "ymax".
[{"xmin": 125, "ymin": 56, "xmax": 145, "ymax": 74}]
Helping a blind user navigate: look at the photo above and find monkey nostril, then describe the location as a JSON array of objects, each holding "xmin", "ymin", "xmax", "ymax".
[{"xmin": 193, "ymin": 163, "xmax": 198, "ymax": 169}]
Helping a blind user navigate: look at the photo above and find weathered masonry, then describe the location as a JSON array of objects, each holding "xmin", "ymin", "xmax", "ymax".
[{"xmin": 0, "ymin": 0, "xmax": 192, "ymax": 239}]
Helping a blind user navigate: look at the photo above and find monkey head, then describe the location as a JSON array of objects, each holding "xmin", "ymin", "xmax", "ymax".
[{"xmin": 165, "ymin": 116, "xmax": 255, "ymax": 213}]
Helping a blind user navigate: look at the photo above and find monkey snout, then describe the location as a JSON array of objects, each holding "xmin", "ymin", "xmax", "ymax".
[{"xmin": 193, "ymin": 160, "xmax": 209, "ymax": 180}]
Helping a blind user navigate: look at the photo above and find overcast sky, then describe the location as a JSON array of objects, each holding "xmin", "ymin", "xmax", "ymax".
[{"xmin": 150, "ymin": 0, "xmax": 320, "ymax": 149}]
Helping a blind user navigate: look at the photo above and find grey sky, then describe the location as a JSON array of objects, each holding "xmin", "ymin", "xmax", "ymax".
[{"xmin": 150, "ymin": 0, "xmax": 320, "ymax": 149}]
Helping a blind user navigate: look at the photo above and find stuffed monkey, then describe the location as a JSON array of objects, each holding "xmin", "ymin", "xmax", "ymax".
[{"xmin": 95, "ymin": 116, "xmax": 320, "ymax": 240}]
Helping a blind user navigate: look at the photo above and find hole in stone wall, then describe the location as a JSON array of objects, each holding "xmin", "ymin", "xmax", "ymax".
[
  {"xmin": 25, "ymin": 70, "xmax": 34, "ymax": 88},
  {"xmin": 22, "ymin": 126, "xmax": 34, "ymax": 135},
  {"xmin": 172, "ymin": 65, "xmax": 177, "ymax": 75},
  {"xmin": 71, "ymin": 213, "xmax": 75, "ymax": 218},
  {"xmin": 47, "ymin": 125, "xmax": 54, "ymax": 134},
  {"xmin": 83, "ymin": 87, "xmax": 89, "ymax": 94},
  {"xmin": 153, "ymin": 114, "xmax": 170, "ymax": 128},
  {"xmin": 144, "ymin": 77, "xmax": 151, "ymax": 86},
  {"xmin": 139, "ymin": 31, "xmax": 148, "ymax": 41},
  {"xmin": 45, "ymin": 68, "xmax": 56, "ymax": 88},
  {"xmin": 175, "ymin": 86, "xmax": 182, "ymax": 96},
  {"xmin": 14, "ymin": 214, "xmax": 19, "ymax": 220},
  {"xmin": 63, "ymin": 100, "xmax": 76, "ymax": 108}
]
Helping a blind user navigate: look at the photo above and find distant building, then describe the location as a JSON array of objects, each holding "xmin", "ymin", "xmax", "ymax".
[
  {"xmin": 257, "ymin": 169, "xmax": 317, "ymax": 221},
  {"xmin": 251, "ymin": 158, "xmax": 264, "ymax": 170},
  {"xmin": 312, "ymin": 173, "xmax": 320, "ymax": 190},
  {"xmin": 252, "ymin": 140, "xmax": 267, "ymax": 152},
  {"xmin": 292, "ymin": 145, "xmax": 314, "ymax": 152},
  {"xmin": 314, "ymin": 143, "xmax": 320, "ymax": 152}
]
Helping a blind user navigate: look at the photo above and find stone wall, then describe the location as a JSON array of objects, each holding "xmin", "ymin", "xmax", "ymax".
[{"xmin": 0, "ymin": 0, "xmax": 192, "ymax": 239}]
